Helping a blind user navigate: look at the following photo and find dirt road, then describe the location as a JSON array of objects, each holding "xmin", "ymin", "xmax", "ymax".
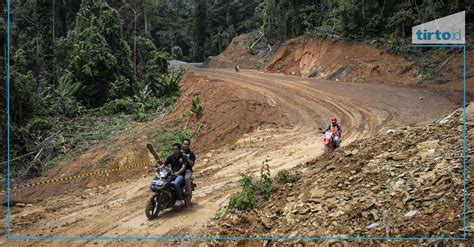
[{"xmin": 1, "ymin": 68, "xmax": 457, "ymax": 245}]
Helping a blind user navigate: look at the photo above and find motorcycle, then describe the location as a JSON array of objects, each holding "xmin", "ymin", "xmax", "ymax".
[
  {"xmin": 144, "ymin": 143, "xmax": 195, "ymax": 220},
  {"xmin": 319, "ymin": 128, "xmax": 337, "ymax": 154},
  {"xmin": 145, "ymin": 166, "xmax": 194, "ymax": 220}
]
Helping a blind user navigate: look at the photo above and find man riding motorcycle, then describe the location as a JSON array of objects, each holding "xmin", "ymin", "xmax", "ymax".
[
  {"xmin": 323, "ymin": 118, "xmax": 343, "ymax": 148},
  {"xmin": 181, "ymin": 138, "xmax": 196, "ymax": 200},
  {"xmin": 159, "ymin": 143, "xmax": 189, "ymax": 207}
]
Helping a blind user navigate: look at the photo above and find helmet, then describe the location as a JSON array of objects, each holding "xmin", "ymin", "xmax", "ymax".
[{"xmin": 331, "ymin": 118, "xmax": 337, "ymax": 123}]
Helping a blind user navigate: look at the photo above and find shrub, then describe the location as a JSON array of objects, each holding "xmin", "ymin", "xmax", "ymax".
[
  {"xmin": 171, "ymin": 46, "xmax": 183, "ymax": 60},
  {"xmin": 228, "ymin": 190, "xmax": 257, "ymax": 211},
  {"xmin": 101, "ymin": 97, "xmax": 137, "ymax": 115},
  {"xmin": 151, "ymin": 128, "xmax": 194, "ymax": 157},
  {"xmin": 26, "ymin": 117, "xmax": 54, "ymax": 132},
  {"xmin": 228, "ymin": 160, "xmax": 277, "ymax": 210},
  {"xmin": 133, "ymin": 108, "xmax": 148, "ymax": 122},
  {"xmin": 253, "ymin": 160, "xmax": 277, "ymax": 199},
  {"xmin": 276, "ymin": 169, "xmax": 303, "ymax": 184}
]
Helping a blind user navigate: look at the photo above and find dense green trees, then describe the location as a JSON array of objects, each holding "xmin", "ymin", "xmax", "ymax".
[
  {"xmin": 1, "ymin": 0, "xmax": 472, "ymax": 177},
  {"xmin": 60, "ymin": 0, "xmax": 135, "ymax": 107},
  {"xmin": 257, "ymin": 0, "xmax": 472, "ymax": 43}
]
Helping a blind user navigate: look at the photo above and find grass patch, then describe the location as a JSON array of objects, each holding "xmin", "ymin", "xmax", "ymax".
[
  {"xmin": 148, "ymin": 127, "xmax": 194, "ymax": 159},
  {"xmin": 42, "ymin": 154, "xmax": 72, "ymax": 172}
]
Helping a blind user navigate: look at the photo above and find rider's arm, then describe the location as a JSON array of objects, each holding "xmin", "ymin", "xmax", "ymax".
[
  {"xmin": 177, "ymin": 163, "xmax": 186, "ymax": 176},
  {"xmin": 162, "ymin": 156, "xmax": 170, "ymax": 168},
  {"xmin": 324, "ymin": 124, "xmax": 331, "ymax": 132},
  {"xmin": 188, "ymin": 152, "xmax": 196, "ymax": 167}
]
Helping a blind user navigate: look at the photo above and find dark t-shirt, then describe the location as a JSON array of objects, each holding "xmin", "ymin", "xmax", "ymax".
[
  {"xmin": 182, "ymin": 149, "xmax": 196, "ymax": 171},
  {"xmin": 164, "ymin": 153, "xmax": 188, "ymax": 173}
]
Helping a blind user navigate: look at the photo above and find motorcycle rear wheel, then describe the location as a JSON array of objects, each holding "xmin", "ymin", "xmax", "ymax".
[{"xmin": 145, "ymin": 194, "xmax": 161, "ymax": 220}]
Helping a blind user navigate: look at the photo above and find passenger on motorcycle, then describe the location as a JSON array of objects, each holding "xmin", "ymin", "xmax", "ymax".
[
  {"xmin": 324, "ymin": 118, "xmax": 343, "ymax": 148},
  {"xmin": 181, "ymin": 138, "xmax": 196, "ymax": 200},
  {"xmin": 161, "ymin": 143, "xmax": 188, "ymax": 207}
]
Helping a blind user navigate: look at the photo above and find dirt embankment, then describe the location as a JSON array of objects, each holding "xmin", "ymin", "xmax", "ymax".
[
  {"xmin": 262, "ymin": 37, "xmax": 472, "ymax": 85},
  {"xmin": 3, "ymin": 71, "xmax": 288, "ymax": 204},
  {"xmin": 262, "ymin": 37, "xmax": 421, "ymax": 85},
  {"xmin": 209, "ymin": 103, "xmax": 473, "ymax": 242},
  {"xmin": 202, "ymin": 33, "xmax": 268, "ymax": 69}
]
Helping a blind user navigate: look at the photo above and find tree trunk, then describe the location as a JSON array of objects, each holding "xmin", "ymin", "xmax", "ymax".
[
  {"xmin": 362, "ymin": 0, "xmax": 365, "ymax": 19},
  {"xmin": 144, "ymin": 9, "xmax": 148, "ymax": 35},
  {"xmin": 134, "ymin": 13, "xmax": 137, "ymax": 81}
]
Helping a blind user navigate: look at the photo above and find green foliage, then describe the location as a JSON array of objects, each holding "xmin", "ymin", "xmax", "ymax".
[
  {"xmin": 190, "ymin": 96, "xmax": 204, "ymax": 120},
  {"xmin": 101, "ymin": 97, "xmax": 137, "ymax": 115},
  {"xmin": 171, "ymin": 46, "xmax": 183, "ymax": 60},
  {"xmin": 150, "ymin": 128, "xmax": 194, "ymax": 157},
  {"xmin": 10, "ymin": 49, "xmax": 43, "ymax": 124},
  {"xmin": 383, "ymin": 37, "xmax": 422, "ymax": 59},
  {"xmin": 43, "ymin": 74, "xmax": 86, "ymax": 118},
  {"xmin": 133, "ymin": 107, "xmax": 148, "ymax": 122},
  {"xmin": 258, "ymin": 0, "xmax": 473, "ymax": 45},
  {"xmin": 60, "ymin": 0, "xmax": 135, "ymax": 107},
  {"xmin": 43, "ymin": 154, "xmax": 72, "ymax": 173},
  {"xmin": 228, "ymin": 190, "xmax": 257, "ymax": 211},
  {"xmin": 26, "ymin": 117, "xmax": 54, "ymax": 132},
  {"xmin": 228, "ymin": 173, "xmax": 257, "ymax": 211},
  {"xmin": 421, "ymin": 63, "xmax": 438, "ymax": 81},
  {"xmin": 147, "ymin": 70, "xmax": 182, "ymax": 98},
  {"xmin": 228, "ymin": 160, "xmax": 277, "ymax": 211},
  {"xmin": 136, "ymin": 36, "xmax": 169, "ymax": 89},
  {"xmin": 253, "ymin": 160, "xmax": 277, "ymax": 199},
  {"xmin": 276, "ymin": 169, "xmax": 302, "ymax": 184},
  {"xmin": 133, "ymin": 86, "xmax": 152, "ymax": 110}
]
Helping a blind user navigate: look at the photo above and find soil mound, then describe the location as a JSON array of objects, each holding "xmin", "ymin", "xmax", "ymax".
[
  {"xmin": 203, "ymin": 33, "xmax": 268, "ymax": 69},
  {"xmin": 263, "ymin": 37, "xmax": 421, "ymax": 85}
]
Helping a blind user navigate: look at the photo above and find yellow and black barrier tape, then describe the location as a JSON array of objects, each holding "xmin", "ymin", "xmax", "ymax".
[{"xmin": 1, "ymin": 160, "xmax": 157, "ymax": 193}]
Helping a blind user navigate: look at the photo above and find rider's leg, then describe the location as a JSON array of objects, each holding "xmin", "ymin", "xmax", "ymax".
[
  {"xmin": 184, "ymin": 170, "xmax": 193, "ymax": 198},
  {"xmin": 173, "ymin": 175, "xmax": 185, "ymax": 200},
  {"xmin": 333, "ymin": 136, "xmax": 341, "ymax": 148}
]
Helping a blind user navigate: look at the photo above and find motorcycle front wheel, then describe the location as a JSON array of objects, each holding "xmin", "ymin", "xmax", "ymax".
[{"xmin": 145, "ymin": 194, "xmax": 161, "ymax": 220}]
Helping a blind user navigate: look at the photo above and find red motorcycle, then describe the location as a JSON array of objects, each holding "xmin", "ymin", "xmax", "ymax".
[{"xmin": 319, "ymin": 128, "xmax": 337, "ymax": 154}]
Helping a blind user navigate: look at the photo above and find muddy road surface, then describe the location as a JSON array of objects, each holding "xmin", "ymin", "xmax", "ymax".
[{"xmin": 1, "ymin": 69, "xmax": 457, "ymax": 246}]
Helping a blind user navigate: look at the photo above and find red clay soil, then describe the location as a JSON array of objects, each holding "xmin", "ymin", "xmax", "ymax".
[
  {"xmin": 203, "ymin": 33, "xmax": 265, "ymax": 69},
  {"xmin": 164, "ymin": 72, "xmax": 292, "ymax": 153},
  {"xmin": 3, "ymin": 71, "xmax": 290, "ymax": 204},
  {"xmin": 262, "ymin": 37, "xmax": 421, "ymax": 85},
  {"xmin": 263, "ymin": 36, "xmax": 473, "ymax": 89}
]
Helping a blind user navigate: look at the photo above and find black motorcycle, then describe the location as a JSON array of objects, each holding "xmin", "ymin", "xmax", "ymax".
[{"xmin": 145, "ymin": 166, "xmax": 195, "ymax": 220}]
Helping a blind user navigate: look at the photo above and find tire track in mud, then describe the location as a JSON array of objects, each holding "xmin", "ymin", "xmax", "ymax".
[
  {"xmin": 198, "ymin": 69, "xmax": 380, "ymax": 142},
  {"xmin": 3, "ymin": 68, "xmax": 456, "ymax": 245}
]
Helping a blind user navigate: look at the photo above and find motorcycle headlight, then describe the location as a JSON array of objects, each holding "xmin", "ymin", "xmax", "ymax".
[{"xmin": 159, "ymin": 170, "xmax": 168, "ymax": 178}]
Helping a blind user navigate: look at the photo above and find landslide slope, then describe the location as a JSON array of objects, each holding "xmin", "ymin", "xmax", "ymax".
[
  {"xmin": 202, "ymin": 33, "xmax": 269, "ymax": 69},
  {"xmin": 262, "ymin": 37, "xmax": 420, "ymax": 85},
  {"xmin": 209, "ymin": 104, "xmax": 473, "ymax": 242}
]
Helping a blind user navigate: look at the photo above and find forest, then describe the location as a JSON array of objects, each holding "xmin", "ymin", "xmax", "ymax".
[{"xmin": 0, "ymin": 0, "xmax": 472, "ymax": 179}]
